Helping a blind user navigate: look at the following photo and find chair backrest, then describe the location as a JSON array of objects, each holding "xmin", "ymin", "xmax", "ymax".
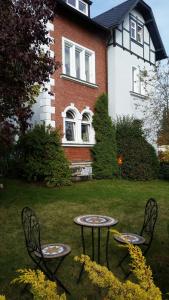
[
  {"xmin": 140, "ymin": 198, "xmax": 158, "ymax": 245},
  {"xmin": 21, "ymin": 207, "xmax": 43, "ymax": 261}
]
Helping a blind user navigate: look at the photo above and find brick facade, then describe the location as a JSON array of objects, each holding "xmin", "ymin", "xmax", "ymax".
[{"xmin": 51, "ymin": 9, "xmax": 107, "ymax": 164}]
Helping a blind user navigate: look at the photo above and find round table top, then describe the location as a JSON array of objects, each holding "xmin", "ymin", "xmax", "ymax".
[
  {"xmin": 35, "ymin": 243, "xmax": 71, "ymax": 258},
  {"xmin": 74, "ymin": 214, "xmax": 118, "ymax": 227},
  {"xmin": 114, "ymin": 233, "xmax": 145, "ymax": 245}
]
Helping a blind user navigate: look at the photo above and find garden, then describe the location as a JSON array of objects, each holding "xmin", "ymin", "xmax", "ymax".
[{"xmin": 0, "ymin": 178, "xmax": 169, "ymax": 299}]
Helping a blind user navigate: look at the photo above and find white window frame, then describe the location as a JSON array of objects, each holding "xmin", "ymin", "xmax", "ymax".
[
  {"xmin": 65, "ymin": 0, "xmax": 88, "ymax": 15},
  {"xmin": 131, "ymin": 20, "xmax": 136, "ymax": 40},
  {"xmin": 131, "ymin": 19, "xmax": 143, "ymax": 44},
  {"xmin": 62, "ymin": 104, "xmax": 95, "ymax": 145},
  {"xmin": 132, "ymin": 66, "xmax": 145, "ymax": 95},
  {"xmin": 62, "ymin": 37, "xmax": 96, "ymax": 84}
]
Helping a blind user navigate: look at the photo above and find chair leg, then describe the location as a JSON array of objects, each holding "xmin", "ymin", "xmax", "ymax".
[
  {"xmin": 117, "ymin": 252, "xmax": 129, "ymax": 267},
  {"xmin": 53, "ymin": 273, "xmax": 71, "ymax": 295}
]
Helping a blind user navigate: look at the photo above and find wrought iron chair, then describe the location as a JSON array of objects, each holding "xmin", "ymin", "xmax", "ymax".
[
  {"xmin": 21, "ymin": 207, "xmax": 71, "ymax": 294},
  {"xmin": 114, "ymin": 198, "xmax": 158, "ymax": 278}
]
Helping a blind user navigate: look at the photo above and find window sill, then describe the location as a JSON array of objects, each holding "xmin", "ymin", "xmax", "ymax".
[
  {"xmin": 131, "ymin": 38, "xmax": 143, "ymax": 48},
  {"xmin": 60, "ymin": 74, "xmax": 98, "ymax": 89},
  {"xmin": 130, "ymin": 91, "xmax": 147, "ymax": 99},
  {"xmin": 62, "ymin": 143, "xmax": 94, "ymax": 147}
]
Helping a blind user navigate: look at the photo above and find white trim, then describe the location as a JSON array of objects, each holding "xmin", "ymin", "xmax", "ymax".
[
  {"xmin": 65, "ymin": 0, "xmax": 88, "ymax": 16},
  {"xmin": 62, "ymin": 104, "xmax": 95, "ymax": 145},
  {"xmin": 62, "ymin": 37, "xmax": 96, "ymax": 85},
  {"xmin": 60, "ymin": 74, "xmax": 98, "ymax": 88}
]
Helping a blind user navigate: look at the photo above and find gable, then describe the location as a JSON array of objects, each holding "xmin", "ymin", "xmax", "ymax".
[{"xmin": 93, "ymin": 0, "xmax": 167, "ymax": 61}]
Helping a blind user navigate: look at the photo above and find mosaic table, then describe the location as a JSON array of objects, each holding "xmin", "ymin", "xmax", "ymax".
[{"xmin": 74, "ymin": 214, "xmax": 118, "ymax": 282}]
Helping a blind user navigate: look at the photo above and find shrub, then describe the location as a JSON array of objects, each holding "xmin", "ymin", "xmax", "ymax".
[
  {"xmin": 159, "ymin": 162, "xmax": 169, "ymax": 180},
  {"xmin": 16, "ymin": 124, "xmax": 71, "ymax": 186},
  {"xmin": 116, "ymin": 117, "xmax": 159, "ymax": 180},
  {"xmin": 75, "ymin": 242, "xmax": 162, "ymax": 300},
  {"xmin": 12, "ymin": 269, "xmax": 66, "ymax": 300},
  {"xmin": 92, "ymin": 94, "xmax": 118, "ymax": 179},
  {"xmin": 0, "ymin": 121, "xmax": 16, "ymax": 176}
]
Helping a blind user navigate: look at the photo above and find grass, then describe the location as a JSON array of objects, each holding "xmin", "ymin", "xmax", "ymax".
[{"xmin": 0, "ymin": 178, "xmax": 169, "ymax": 299}]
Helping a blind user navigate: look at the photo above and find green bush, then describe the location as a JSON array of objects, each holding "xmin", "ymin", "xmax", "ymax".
[
  {"xmin": 16, "ymin": 124, "xmax": 71, "ymax": 186},
  {"xmin": 92, "ymin": 94, "xmax": 118, "ymax": 179},
  {"xmin": 159, "ymin": 162, "xmax": 169, "ymax": 180},
  {"xmin": 116, "ymin": 117, "xmax": 159, "ymax": 180}
]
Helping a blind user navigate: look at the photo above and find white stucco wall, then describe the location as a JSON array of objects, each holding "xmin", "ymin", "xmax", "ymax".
[{"xmin": 108, "ymin": 8, "xmax": 155, "ymax": 121}]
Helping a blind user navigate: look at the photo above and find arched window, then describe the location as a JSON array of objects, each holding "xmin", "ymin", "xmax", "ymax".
[
  {"xmin": 65, "ymin": 109, "xmax": 76, "ymax": 141},
  {"xmin": 81, "ymin": 112, "xmax": 91, "ymax": 142}
]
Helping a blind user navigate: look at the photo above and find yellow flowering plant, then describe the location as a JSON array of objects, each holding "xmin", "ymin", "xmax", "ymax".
[
  {"xmin": 12, "ymin": 269, "xmax": 66, "ymax": 300},
  {"xmin": 75, "ymin": 231, "xmax": 162, "ymax": 300}
]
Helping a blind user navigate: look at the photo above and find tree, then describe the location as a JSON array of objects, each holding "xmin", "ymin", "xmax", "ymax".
[
  {"xmin": 0, "ymin": 0, "xmax": 59, "ymax": 134},
  {"xmin": 136, "ymin": 59, "xmax": 169, "ymax": 143},
  {"xmin": 92, "ymin": 94, "xmax": 118, "ymax": 179}
]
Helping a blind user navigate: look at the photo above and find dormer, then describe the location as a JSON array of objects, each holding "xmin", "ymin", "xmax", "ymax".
[{"xmin": 63, "ymin": 0, "xmax": 92, "ymax": 17}]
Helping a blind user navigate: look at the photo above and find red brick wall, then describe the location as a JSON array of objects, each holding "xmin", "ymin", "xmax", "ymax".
[
  {"xmin": 64, "ymin": 147, "xmax": 92, "ymax": 162},
  {"xmin": 51, "ymin": 11, "xmax": 107, "ymax": 163}
]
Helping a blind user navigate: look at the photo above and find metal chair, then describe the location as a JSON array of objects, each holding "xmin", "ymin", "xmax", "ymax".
[
  {"xmin": 21, "ymin": 207, "xmax": 71, "ymax": 294},
  {"xmin": 114, "ymin": 198, "xmax": 158, "ymax": 277}
]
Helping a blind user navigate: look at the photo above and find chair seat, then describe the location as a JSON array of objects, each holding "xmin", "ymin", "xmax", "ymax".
[
  {"xmin": 114, "ymin": 233, "xmax": 145, "ymax": 245},
  {"xmin": 35, "ymin": 243, "xmax": 71, "ymax": 259}
]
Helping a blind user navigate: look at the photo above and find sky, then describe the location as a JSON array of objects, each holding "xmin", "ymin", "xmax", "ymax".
[{"xmin": 91, "ymin": 0, "xmax": 169, "ymax": 56}]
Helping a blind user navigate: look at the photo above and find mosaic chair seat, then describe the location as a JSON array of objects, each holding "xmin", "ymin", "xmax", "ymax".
[
  {"xmin": 21, "ymin": 207, "xmax": 71, "ymax": 294},
  {"xmin": 114, "ymin": 198, "xmax": 158, "ymax": 278}
]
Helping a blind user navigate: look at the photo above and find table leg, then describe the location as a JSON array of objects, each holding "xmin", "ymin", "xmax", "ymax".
[
  {"xmin": 98, "ymin": 227, "xmax": 101, "ymax": 264},
  {"xmin": 106, "ymin": 227, "xmax": 110, "ymax": 269},
  {"xmin": 92, "ymin": 227, "xmax": 95, "ymax": 260},
  {"xmin": 77, "ymin": 226, "xmax": 85, "ymax": 283}
]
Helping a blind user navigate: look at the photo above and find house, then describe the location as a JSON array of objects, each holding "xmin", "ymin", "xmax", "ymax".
[{"xmin": 32, "ymin": 0, "xmax": 167, "ymax": 177}]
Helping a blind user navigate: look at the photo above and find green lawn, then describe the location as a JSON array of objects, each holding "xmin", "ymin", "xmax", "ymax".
[{"xmin": 0, "ymin": 178, "xmax": 169, "ymax": 299}]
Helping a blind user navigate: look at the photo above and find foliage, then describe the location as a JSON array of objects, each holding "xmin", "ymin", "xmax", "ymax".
[
  {"xmin": 92, "ymin": 94, "xmax": 118, "ymax": 179},
  {"xmin": 16, "ymin": 124, "xmax": 71, "ymax": 186},
  {"xmin": 0, "ymin": 122, "xmax": 16, "ymax": 176},
  {"xmin": 12, "ymin": 269, "xmax": 66, "ymax": 300},
  {"xmin": 0, "ymin": 0, "xmax": 59, "ymax": 134},
  {"xmin": 135, "ymin": 59, "xmax": 169, "ymax": 142},
  {"xmin": 159, "ymin": 162, "xmax": 169, "ymax": 180},
  {"xmin": 75, "ymin": 243, "xmax": 162, "ymax": 300},
  {"xmin": 0, "ymin": 296, "xmax": 6, "ymax": 300},
  {"xmin": 116, "ymin": 117, "xmax": 159, "ymax": 180},
  {"xmin": 158, "ymin": 109, "xmax": 169, "ymax": 146}
]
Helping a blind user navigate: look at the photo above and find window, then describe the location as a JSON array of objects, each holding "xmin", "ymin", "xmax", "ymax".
[
  {"xmin": 137, "ymin": 24, "xmax": 143, "ymax": 44},
  {"xmin": 131, "ymin": 20, "xmax": 136, "ymax": 40},
  {"xmin": 62, "ymin": 38, "xmax": 95, "ymax": 84},
  {"xmin": 64, "ymin": 0, "xmax": 88, "ymax": 15},
  {"xmin": 75, "ymin": 48, "xmax": 81, "ymax": 79},
  {"xmin": 130, "ymin": 19, "xmax": 143, "ymax": 44},
  {"xmin": 81, "ymin": 113, "xmax": 90, "ymax": 142},
  {"xmin": 65, "ymin": 43, "xmax": 71, "ymax": 76},
  {"xmin": 62, "ymin": 105, "xmax": 95, "ymax": 145},
  {"xmin": 132, "ymin": 67, "xmax": 145, "ymax": 95},
  {"xmin": 79, "ymin": 0, "xmax": 87, "ymax": 14},
  {"xmin": 68, "ymin": 0, "xmax": 76, "ymax": 6},
  {"xmin": 65, "ymin": 110, "xmax": 76, "ymax": 141}
]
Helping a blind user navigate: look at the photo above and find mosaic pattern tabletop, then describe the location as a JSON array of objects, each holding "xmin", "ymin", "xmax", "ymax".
[
  {"xmin": 114, "ymin": 233, "xmax": 145, "ymax": 245},
  {"xmin": 35, "ymin": 243, "xmax": 71, "ymax": 258},
  {"xmin": 74, "ymin": 215, "xmax": 118, "ymax": 227}
]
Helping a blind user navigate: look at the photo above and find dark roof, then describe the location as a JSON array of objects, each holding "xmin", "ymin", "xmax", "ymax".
[
  {"xmin": 93, "ymin": 0, "xmax": 137, "ymax": 28},
  {"xmin": 93, "ymin": 0, "xmax": 167, "ymax": 61}
]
